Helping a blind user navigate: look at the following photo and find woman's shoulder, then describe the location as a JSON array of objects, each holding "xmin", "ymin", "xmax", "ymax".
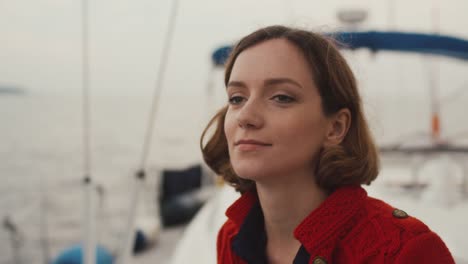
[
  {"xmin": 217, "ymin": 219, "xmax": 245, "ymax": 264},
  {"xmin": 364, "ymin": 196, "xmax": 430, "ymax": 234},
  {"xmin": 218, "ymin": 219, "xmax": 239, "ymax": 239},
  {"xmin": 339, "ymin": 196, "xmax": 454, "ymax": 263},
  {"xmin": 217, "ymin": 218, "xmax": 242, "ymax": 254}
]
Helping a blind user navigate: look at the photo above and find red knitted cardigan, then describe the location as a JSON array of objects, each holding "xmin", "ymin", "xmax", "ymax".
[{"xmin": 217, "ymin": 186, "xmax": 455, "ymax": 264}]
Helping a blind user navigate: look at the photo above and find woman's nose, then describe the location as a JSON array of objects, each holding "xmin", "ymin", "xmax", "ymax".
[{"xmin": 236, "ymin": 100, "xmax": 264, "ymax": 129}]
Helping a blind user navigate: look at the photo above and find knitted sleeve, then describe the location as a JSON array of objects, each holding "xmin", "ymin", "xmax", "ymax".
[{"xmin": 395, "ymin": 231, "xmax": 455, "ymax": 263}]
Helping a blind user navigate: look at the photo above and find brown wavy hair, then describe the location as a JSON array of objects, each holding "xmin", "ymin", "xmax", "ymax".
[{"xmin": 200, "ymin": 25, "xmax": 380, "ymax": 193}]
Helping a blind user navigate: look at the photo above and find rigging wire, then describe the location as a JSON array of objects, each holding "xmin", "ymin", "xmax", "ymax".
[
  {"xmin": 139, "ymin": 0, "xmax": 180, "ymax": 170},
  {"xmin": 117, "ymin": 1, "xmax": 180, "ymax": 263}
]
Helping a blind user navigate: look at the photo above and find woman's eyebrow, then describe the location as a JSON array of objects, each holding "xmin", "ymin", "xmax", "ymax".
[
  {"xmin": 226, "ymin": 80, "xmax": 247, "ymax": 89},
  {"xmin": 264, "ymin": 78, "xmax": 303, "ymax": 89},
  {"xmin": 227, "ymin": 78, "xmax": 303, "ymax": 90}
]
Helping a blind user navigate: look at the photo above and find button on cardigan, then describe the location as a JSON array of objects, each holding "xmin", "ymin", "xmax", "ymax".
[{"xmin": 217, "ymin": 186, "xmax": 455, "ymax": 263}]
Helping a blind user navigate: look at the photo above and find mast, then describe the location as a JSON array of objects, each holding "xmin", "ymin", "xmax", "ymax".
[{"xmin": 80, "ymin": 0, "xmax": 96, "ymax": 263}]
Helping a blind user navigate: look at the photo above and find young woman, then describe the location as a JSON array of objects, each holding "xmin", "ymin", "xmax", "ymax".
[{"xmin": 201, "ymin": 25, "xmax": 454, "ymax": 264}]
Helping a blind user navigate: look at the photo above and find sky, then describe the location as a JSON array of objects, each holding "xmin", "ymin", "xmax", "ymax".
[{"xmin": 1, "ymin": 0, "xmax": 467, "ymax": 98}]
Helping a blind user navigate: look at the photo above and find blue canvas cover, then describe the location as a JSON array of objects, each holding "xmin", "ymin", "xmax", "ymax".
[{"xmin": 212, "ymin": 31, "xmax": 468, "ymax": 67}]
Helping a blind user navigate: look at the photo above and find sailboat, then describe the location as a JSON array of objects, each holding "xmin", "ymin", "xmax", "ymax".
[{"xmin": 170, "ymin": 29, "xmax": 468, "ymax": 264}]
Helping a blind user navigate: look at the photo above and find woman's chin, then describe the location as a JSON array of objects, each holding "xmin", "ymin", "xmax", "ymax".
[{"xmin": 233, "ymin": 166, "xmax": 272, "ymax": 182}]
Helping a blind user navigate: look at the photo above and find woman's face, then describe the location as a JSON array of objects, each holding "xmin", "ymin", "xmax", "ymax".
[{"xmin": 224, "ymin": 38, "xmax": 331, "ymax": 182}]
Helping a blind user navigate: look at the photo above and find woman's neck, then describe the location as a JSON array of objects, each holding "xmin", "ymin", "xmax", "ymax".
[{"xmin": 256, "ymin": 172, "xmax": 328, "ymax": 263}]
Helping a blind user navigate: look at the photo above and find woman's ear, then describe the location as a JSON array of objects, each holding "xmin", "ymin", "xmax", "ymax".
[{"xmin": 324, "ymin": 108, "xmax": 351, "ymax": 146}]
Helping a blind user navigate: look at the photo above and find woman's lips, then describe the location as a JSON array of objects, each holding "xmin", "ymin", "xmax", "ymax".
[{"xmin": 235, "ymin": 139, "xmax": 272, "ymax": 151}]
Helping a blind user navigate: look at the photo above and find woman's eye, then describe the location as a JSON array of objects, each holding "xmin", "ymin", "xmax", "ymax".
[
  {"xmin": 272, "ymin": 94, "xmax": 295, "ymax": 103},
  {"xmin": 228, "ymin": 96, "xmax": 245, "ymax": 105}
]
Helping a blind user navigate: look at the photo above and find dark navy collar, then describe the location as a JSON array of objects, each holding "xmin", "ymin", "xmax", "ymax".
[
  {"xmin": 231, "ymin": 201, "xmax": 310, "ymax": 264},
  {"xmin": 226, "ymin": 186, "xmax": 368, "ymax": 263}
]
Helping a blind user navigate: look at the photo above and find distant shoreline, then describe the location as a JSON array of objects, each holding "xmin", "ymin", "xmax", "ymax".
[{"xmin": 0, "ymin": 87, "xmax": 26, "ymax": 95}]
